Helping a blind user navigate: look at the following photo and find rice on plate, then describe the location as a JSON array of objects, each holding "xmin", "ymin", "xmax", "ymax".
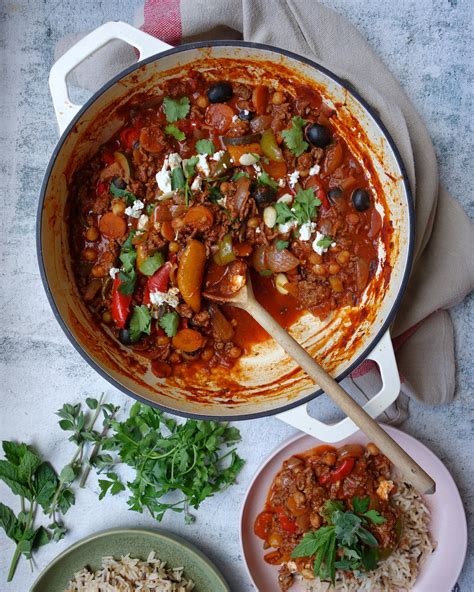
[{"xmin": 64, "ymin": 551, "xmax": 194, "ymax": 592}]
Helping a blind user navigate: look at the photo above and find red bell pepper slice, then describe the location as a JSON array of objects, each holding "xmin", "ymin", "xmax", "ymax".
[
  {"xmin": 275, "ymin": 506, "xmax": 297, "ymax": 533},
  {"xmin": 112, "ymin": 276, "xmax": 132, "ymax": 329},
  {"xmin": 143, "ymin": 263, "xmax": 171, "ymax": 306},
  {"xmin": 317, "ymin": 188, "xmax": 330, "ymax": 210},
  {"xmin": 319, "ymin": 458, "xmax": 355, "ymax": 485}
]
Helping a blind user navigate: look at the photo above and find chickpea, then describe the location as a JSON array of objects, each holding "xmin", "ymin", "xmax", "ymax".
[
  {"xmin": 367, "ymin": 443, "xmax": 380, "ymax": 456},
  {"xmin": 85, "ymin": 226, "xmax": 100, "ymax": 241},
  {"xmin": 329, "ymin": 276, "xmax": 344, "ymax": 292},
  {"xmin": 91, "ymin": 264, "xmax": 107, "ymax": 278},
  {"xmin": 102, "ymin": 310, "xmax": 112, "ymax": 324},
  {"xmin": 156, "ymin": 335, "xmax": 170, "ymax": 346},
  {"xmin": 247, "ymin": 216, "xmax": 260, "ymax": 228},
  {"xmin": 228, "ymin": 345, "xmax": 242, "ymax": 359},
  {"xmin": 201, "ymin": 348, "xmax": 214, "ymax": 362},
  {"xmin": 336, "ymin": 250, "xmax": 351, "ymax": 265},
  {"xmin": 347, "ymin": 212, "xmax": 360, "ymax": 225},
  {"xmin": 169, "ymin": 352, "xmax": 181, "ymax": 364},
  {"xmin": 329, "ymin": 262, "xmax": 341, "ymax": 275},
  {"xmin": 171, "ymin": 217, "xmax": 185, "ymax": 230},
  {"xmin": 82, "ymin": 247, "xmax": 98, "ymax": 262},
  {"xmin": 111, "ymin": 199, "xmax": 126, "ymax": 216},
  {"xmin": 312, "ymin": 264, "xmax": 327, "ymax": 276},
  {"xmin": 272, "ymin": 91, "xmax": 285, "ymax": 105},
  {"xmin": 220, "ymin": 181, "xmax": 231, "ymax": 193},
  {"xmin": 321, "ymin": 451, "xmax": 337, "ymax": 467},
  {"xmin": 169, "ymin": 241, "xmax": 180, "ymax": 253},
  {"xmin": 310, "ymin": 512, "xmax": 321, "ymax": 529},
  {"xmin": 309, "ymin": 252, "xmax": 322, "ymax": 265},
  {"xmin": 197, "ymin": 94, "xmax": 209, "ymax": 109}
]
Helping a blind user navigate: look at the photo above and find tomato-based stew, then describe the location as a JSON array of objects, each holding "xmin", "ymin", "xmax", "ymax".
[{"xmin": 70, "ymin": 70, "xmax": 385, "ymax": 377}]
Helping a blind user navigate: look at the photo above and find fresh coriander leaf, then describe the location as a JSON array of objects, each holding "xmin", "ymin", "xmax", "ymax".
[
  {"xmin": 353, "ymin": 496, "xmax": 370, "ymax": 514},
  {"xmin": 140, "ymin": 252, "xmax": 164, "ymax": 276},
  {"xmin": 232, "ymin": 171, "xmax": 250, "ymax": 181},
  {"xmin": 195, "ymin": 139, "xmax": 216, "ymax": 155},
  {"xmin": 207, "ymin": 185, "xmax": 224, "ymax": 204},
  {"xmin": 129, "ymin": 305, "xmax": 152, "ymax": 342},
  {"xmin": 159, "ymin": 311, "xmax": 179, "ymax": 337},
  {"xmin": 357, "ymin": 526, "xmax": 379, "ymax": 547},
  {"xmin": 110, "ymin": 182, "xmax": 136, "ymax": 205},
  {"xmin": 275, "ymin": 239, "xmax": 289, "ymax": 251},
  {"xmin": 257, "ymin": 170, "xmax": 278, "ymax": 190},
  {"xmin": 282, "ymin": 115, "xmax": 308, "ymax": 156},
  {"xmin": 275, "ymin": 201, "xmax": 296, "ymax": 225},
  {"xmin": 163, "ymin": 96, "xmax": 190, "ymax": 123},
  {"xmin": 121, "ymin": 230, "xmax": 137, "ymax": 252},
  {"xmin": 363, "ymin": 509, "xmax": 386, "ymax": 525},
  {"xmin": 86, "ymin": 398, "xmax": 99, "ymax": 410},
  {"xmin": 118, "ymin": 269, "xmax": 137, "ymax": 296},
  {"xmin": 119, "ymin": 249, "xmax": 136, "ymax": 273},
  {"xmin": 183, "ymin": 156, "xmax": 199, "ymax": 178},
  {"xmin": 292, "ymin": 187, "xmax": 320, "ymax": 225},
  {"xmin": 164, "ymin": 124, "xmax": 186, "ymax": 141},
  {"xmin": 171, "ymin": 167, "xmax": 186, "ymax": 190},
  {"xmin": 317, "ymin": 235, "xmax": 333, "ymax": 249}
]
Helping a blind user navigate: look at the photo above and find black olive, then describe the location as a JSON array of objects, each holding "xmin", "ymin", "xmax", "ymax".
[
  {"xmin": 238, "ymin": 109, "xmax": 253, "ymax": 121},
  {"xmin": 327, "ymin": 187, "xmax": 343, "ymax": 203},
  {"xmin": 305, "ymin": 124, "xmax": 331, "ymax": 148},
  {"xmin": 118, "ymin": 329, "xmax": 133, "ymax": 345},
  {"xmin": 352, "ymin": 188, "xmax": 371, "ymax": 211},
  {"xmin": 207, "ymin": 82, "xmax": 233, "ymax": 103},
  {"xmin": 253, "ymin": 185, "xmax": 277, "ymax": 208},
  {"xmin": 111, "ymin": 176, "xmax": 126, "ymax": 190}
]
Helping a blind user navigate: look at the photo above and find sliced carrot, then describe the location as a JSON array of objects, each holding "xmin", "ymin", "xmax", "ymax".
[
  {"xmin": 172, "ymin": 328, "xmax": 206, "ymax": 352},
  {"xmin": 183, "ymin": 205, "xmax": 214, "ymax": 231},
  {"xmin": 252, "ymin": 85, "xmax": 269, "ymax": 115},
  {"xmin": 160, "ymin": 220, "xmax": 175, "ymax": 242},
  {"xmin": 139, "ymin": 125, "xmax": 165, "ymax": 153},
  {"xmin": 205, "ymin": 103, "xmax": 235, "ymax": 133},
  {"xmin": 262, "ymin": 159, "xmax": 287, "ymax": 179},
  {"xmin": 177, "ymin": 239, "xmax": 206, "ymax": 312},
  {"xmin": 226, "ymin": 142, "xmax": 262, "ymax": 164},
  {"xmin": 98, "ymin": 212, "xmax": 127, "ymax": 239}
]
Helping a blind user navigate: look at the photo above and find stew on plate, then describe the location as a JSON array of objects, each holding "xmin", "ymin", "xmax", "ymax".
[{"xmin": 70, "ymin": 72, "xmax": 384, "ymax": 378}]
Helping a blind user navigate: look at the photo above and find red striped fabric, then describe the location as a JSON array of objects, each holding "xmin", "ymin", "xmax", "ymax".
[{"xmin": 141, "ymin": 0, "xmax": 182, "ymax": 46}]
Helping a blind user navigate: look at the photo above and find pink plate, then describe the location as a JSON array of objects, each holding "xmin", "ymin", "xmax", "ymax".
[{"xmin": 240, "ymin": 425, "xmax": 467, "ymax": 592}]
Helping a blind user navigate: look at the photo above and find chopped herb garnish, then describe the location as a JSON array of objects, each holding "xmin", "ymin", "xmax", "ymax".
[
  {"xmin": 163, "ymin": 96, "xmax": 190, "ymax": 123},
  {"xmin": 183, "ymin": 156, "xmax": 199, "ymax": 178},
  {"xmin": 257, "ymin": 170, "xmax": 278, "ymax": 190},
  {"xmin": 171, "ymin": 167, "xmax": 186, "ymax": 190},
  {"xmin": 275, "ymin": 239, "xmax": 289, "ymax": 251},
  {"xmin": 275, "ymin": 187, "xmax": 321, "ymax": 227},
  {"xmin": 207, "ymin": 185, "xmax": 224, "ymax": 204},
  {"xmin": 291, "ymin": 496, "xmax": 386, "ymax": 583},
  {"xmin": 195, "ymin": 139, "xmax": 216, "ymax": 155},
  {"xmin": 129, "ymin": 305, "xmax": 152, "ymax": 342},
  {"xmin": 164, "ymin": 124, "xmax": 185, "ymax": 141},
  {"xmin": 118, "ymin": 234, "xmax": 137, "ymax": 295},
  {"xmin": 118, "ymin": 269, "xmax": 137, "ymax": 296},
  {"xmin": 109, "ymin": 182, "xmax": 136, "ymax": 206},
  {"xmin": 159, "ymin": 311, "xmax": 179, "ymax": 337},
  {"xmin": 282, "ymin": 115, "xmax": 309, "ymax": 157},
  {"xmin": 317, "ymin": 235, "xmax": 334, "ymax": 249},
  {"xmin": 140, "ymin": 252, "xmax": 164, "ymax": 277},
  {"xmin": 232, "ymin": 171, "xmax": 250, "ymax": 181}
]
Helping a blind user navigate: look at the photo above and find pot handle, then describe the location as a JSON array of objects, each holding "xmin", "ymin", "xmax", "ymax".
[
  {"xmin": 277, "ymin": 330, "xmax": 400, "ymax": 443},
  {"xmin": 49, "ymin": 21, "xmax": 172, "ymax": 134}
]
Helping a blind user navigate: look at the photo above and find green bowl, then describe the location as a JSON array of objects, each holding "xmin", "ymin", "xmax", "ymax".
[{"xmin": 30, "ymin": 527, "xmax": 230, "ymax": 592}]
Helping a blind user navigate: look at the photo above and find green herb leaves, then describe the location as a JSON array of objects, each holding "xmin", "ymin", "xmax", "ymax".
[
  {"xmin": 109, "ymin": 182, "xmax": 136, "ymax": 205},
  {"xmin": 163, "ymin": 96, "xmax": 190, "ymax": 123},
  {"xmin": 257, "ymin": 170, "xmax": 278, "ymax": 190},
  {"xmin": 316, "ymin": 235, "xmax": 333, "ymax": 249},
  {"xmin": 282, "ymin": 116, "xmax": 308, "ymax": 156},
  {"xmin": 140, "ymin": 252, "xmax": 164, "ymax": 277},
  {"xmin": 195, "ymin": 139, "xmax": 216, "ymax": 155},
  {"xmin": 164, "ymin": 124, "xmax": 186, "ymax": 141},
  {"xmin": 275, "ymin": 240, "xmax": 289, "ymax": 251},
  {"xmin": 275, "ymin": 187, "xmax": 321, "ymax": 227},
  {"xmin": 171, "ymin": 166, "xmax": 186, "ymax": 190},
  {"xmin": 118, "ymin": 231, "xmax": 137, "ymax": 296},
  {"xmin": 100, "ymin": 402, "xmax": 244, "ymax": 523},
  {"xmin": 159, "ymin": 311, "xmax": 179, "ymax": 337},
  {"xmin": 129, "ymin": 305, "xmax": 152, "ymax": 342},
  {"xmin": 291, "ymin": 496, "xmax": 386, "ymax": 583}
]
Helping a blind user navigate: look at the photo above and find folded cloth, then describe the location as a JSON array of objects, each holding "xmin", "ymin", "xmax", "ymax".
[{"xmin": 54, "ymin": 0, "xmax": 473, "ymax": 419}]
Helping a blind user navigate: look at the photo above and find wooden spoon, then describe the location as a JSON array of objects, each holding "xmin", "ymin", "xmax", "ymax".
[{"xmin": 204, "ymin": 272, "xmax": 436, "ymax": 494}]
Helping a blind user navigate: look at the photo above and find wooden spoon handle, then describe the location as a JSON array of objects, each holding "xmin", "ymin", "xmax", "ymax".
[{"xmin": 246, "ymin": 298, "xmax": 436, "ymax": 494}]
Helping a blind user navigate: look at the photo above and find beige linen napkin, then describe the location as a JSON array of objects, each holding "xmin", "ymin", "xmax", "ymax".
[{"xmin": 55, "ymin": 0, "xmax": 473, "ymax": 416}]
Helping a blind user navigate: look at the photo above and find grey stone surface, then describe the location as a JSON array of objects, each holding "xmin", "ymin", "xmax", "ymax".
[{"xmin": 0, "ymin": 1, "xmax": 472, "ymax": 590}]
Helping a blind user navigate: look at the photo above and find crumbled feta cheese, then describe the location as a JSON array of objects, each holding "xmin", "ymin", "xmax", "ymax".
[
  {"xmin": 216, "ymin": 196, "xmax": 227, "ymax": 208},
  {"xmin": 255, "ymin": 227, "xmax": 261, "ymax": 234},
  {"xmin": 277, "ymin": 193, "xmax": 293, "ymax": 204},
  {"xmin": 168, "ymin": 152, "xmax": 182, "ymax": 170},
  {"xmin": 211, "ymin": 150, "xmax": 226, "ymax": 162},
  {"xmin": 124, "ymin": 199, "xmax": 145, "ymax": 218},
  {"xmin": 288, "ymin": 170, "xmax": 300, "ymax": 189},
  {"xmin": 155, "ymin": 169, "xmax": 172, "ymax": 193},
  {"xmin": 309, "ymin": 164, "xmax": 320, "ymax": 176},
  {"xmin": 232, "ymin": 114, "xmax": 239, "ymax": 123},
  {"xmin": 109, "ymin": 267, "xmax": 120, "ymax": 279},
  {"xmin": 191, "ymin": 176, "xmax": 202, "ymax": 192},
  {"xmin": 239, "ymin": 153, "xmax": 259, "ymax": 166},
  {"xmin": 312, "ymin": 231, "xmax": 336, "ymax": 255},
  {"xmin": 278, "ymin": 219, "xmax": 298, "ymax": 234},
  {"xmin": 253, "ymin": 164, "xmax": 262, "ymax": 174},
  {"xmin": 196, "ymin": 154, "xmax": 210, "ymax": 177},
  {"xmin": 278, "ymin": 178, "xmax": 286, "ymax": 187},
  {"xmin": 137, "ymin": 214, "xmax": 149, "ymax": 230},
  {"xmin": 298, "ymin": 221, "xmax": 316, "ymax": 241},
  {"xmin": 149, "ymin": 287, "xmax": 180, "ymax": 309}
]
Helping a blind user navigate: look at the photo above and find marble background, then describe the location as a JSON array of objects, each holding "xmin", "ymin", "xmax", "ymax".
[{"xmin": 0, "ymin": 0, "xmax": 472, "ymax": 590}]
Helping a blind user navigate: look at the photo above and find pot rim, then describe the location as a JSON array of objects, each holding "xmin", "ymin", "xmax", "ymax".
[{"xmin": 36, "ymin": 40, "xmax": 415, "ymax": 421}]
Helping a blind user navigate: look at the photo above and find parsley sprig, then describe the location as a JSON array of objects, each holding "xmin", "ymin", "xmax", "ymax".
[
  {"xmin": 282, "ymin": 116, "xmax": 308, "ymax": 156},
  {"xmin": 275, "ymin": 187, "xmax": 321, "ymax": 227},
  {"xmin": 99, "ymin": 403, "xmax": 245, "ymax": 524},
  {"xmin": 163, "ymin": 96, "xmax": 190, "ymax": 123},
  {"xmin": 292, "ymin": 497, "xmax": 386, "ymax": 583}
]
